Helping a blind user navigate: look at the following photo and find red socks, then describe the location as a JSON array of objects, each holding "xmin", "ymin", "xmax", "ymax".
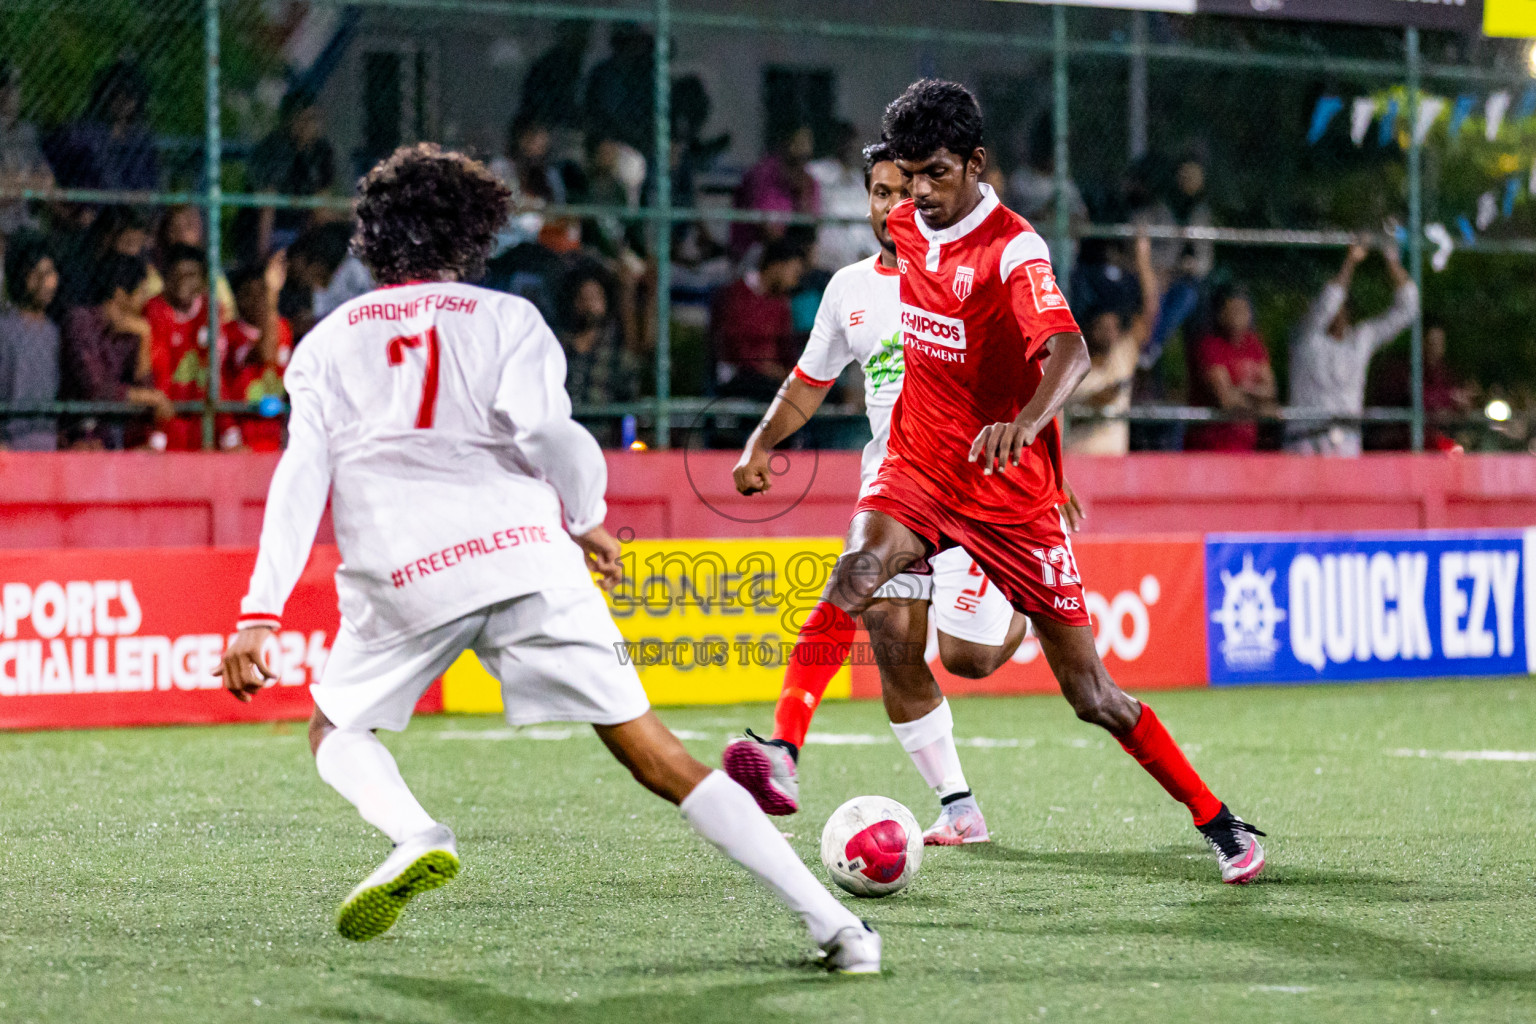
[
  {"xmin": 772, "ymin": 601, "xmax": 858, "ymax": 749},
  {"xmin": 1116, "ymin": 703, "xmax": 1223, "ymax": 826}
]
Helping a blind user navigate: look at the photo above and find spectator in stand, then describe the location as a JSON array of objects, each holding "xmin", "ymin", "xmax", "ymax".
[
  {"xmin": 731, "ymin": 124, "xmax": 820, "ymax": 262},
  {"xmin": 45, "ymin": 59, "xmax": 158, "ymax": 192},
  {"xmin": 1365, "ymin": 322, "xmax": 1476, "ymax": 451},
  {"xmin": 61, "ymin": 253, "xmax": 171, "ymax": 449},
  {"xmin": 282, "ymin": 222, "xmax": 371, "ymax": 339},
  {"xmin": 0, "ymin": 61, "xmax": 54, "ymax": 235},
  {"xmin": 556, "ymin": 257, "xmax": 639, "ymax": 409},
  {"xmin": 1006, "ymin": 114, "xmax": 1087, "ymax": 266},
  {"xmin": 581, "ymin": 135, "xmax": 647, "ymax": 261},
  {"xmin": 583, "ymin": 26, "xmax": 655, "ymax": 154},
  {"xmin": 144, "ymin": 204, "xmax": 235, "ymax": 314},
  {"xmin": 807, "ymin": 121, "xmax": 878, "ymax": 274},
  {"xmin": 710, "ymin": 237, "xmax": 806, "ymax": 401},
  {"xmin": 1185, "ymin": 285, "xmax": 1277, "ymax": 452},
  {"xmin": 53, "ymin": 204, "xmax": 151, "ymax": 311},
  {"xmin": 144, "ymin": 243, "xmax": 215, "ymax": 451},
  {"xmin": 1126, "ymin": 154, "xmax": 1213, "ymax": 452},
  {"xmin": 236, "ymin": 89, "xmax": 335, "ymax": 265},
  {"xmin": 517, "ymin": 20, "xmax": 590, "ymax": 138},
  {"xmin": 1285, "ymin": 240, "xmax": 1419, "ymax": 456},
  {"xmin": 1067, "ymin": 235, "xmax": 1158, "ymax": 456},
  {"xmin": 222, "ymin": 255, "xmax": 291, "ymax": 452},
  {"xmin": 490, "ymin": 114, "xmax": 580, "ymax": 254},
  {"xmin": 0, "ymin": 232, "xmax": 60, "ymax": 450}
]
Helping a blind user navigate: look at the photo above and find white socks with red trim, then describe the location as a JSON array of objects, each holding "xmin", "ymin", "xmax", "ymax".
[
  {"xmin": 680, "ymin": 770, "xmax": 860, "ymax": 945},
  {"xmin": 890, "ymin": 699, "xmax": 971, "ymax": 801},
  {"xmin": 315, "ymin": 728, "xmax": 438, "ymax": 844}
]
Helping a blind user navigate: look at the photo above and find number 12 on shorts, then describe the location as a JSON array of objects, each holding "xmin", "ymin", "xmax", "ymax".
[
  {"xmin": 1032, "ymin": 545, "xmax": 1081, "ymax": 588},
  {"xmin": 387, "ymin": 327, "xmax": 441, "ymax": 428}
]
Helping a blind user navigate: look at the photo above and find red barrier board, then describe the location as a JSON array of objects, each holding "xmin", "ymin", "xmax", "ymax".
[
  {"xmin": 0, "ymin": 546, "xmax": 442, "ymax": 730},
  {"xmin": 850, "ymin": 537, "xmax": 1208, "ymax": 698}
]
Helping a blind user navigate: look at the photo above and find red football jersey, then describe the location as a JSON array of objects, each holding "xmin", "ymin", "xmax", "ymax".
[
  {"xmin": 222, "ymin": 316, "xmax": 293, "ymax": 451},
  {"xmin": 884, "ymin": 185, "xmax": 1081, "ymax": 523},
  {"xmin": 146, "ymin": 293, "xmax": 212, "ymax": 451}
]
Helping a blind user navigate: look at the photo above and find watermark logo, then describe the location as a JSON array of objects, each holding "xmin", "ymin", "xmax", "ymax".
[{"xmin": 680, "ymin": 389, "xmax": 823, "ymax": 525}]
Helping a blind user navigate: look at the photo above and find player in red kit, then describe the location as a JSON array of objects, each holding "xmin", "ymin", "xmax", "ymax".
[{"xmin": 724, "ymin": 80, "xmax": 1265, "ymax": 884}]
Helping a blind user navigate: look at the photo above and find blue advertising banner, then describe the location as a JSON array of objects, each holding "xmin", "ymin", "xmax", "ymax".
[{"xmin": 1205, "ymin": 530, "xmax": 1535, "ymax": 685}]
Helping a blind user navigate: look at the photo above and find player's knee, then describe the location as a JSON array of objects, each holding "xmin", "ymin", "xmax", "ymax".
[
  {"xmin": 827, "ymin": 557, "xmax": 882, "ymax": 615},
  {"xmin": 938, "ymin": 642, "xmax": 1004, "ymax": 680},
  {"xmin": 307, "ymin": 707, "xmax": 336, "ymax": 757}
]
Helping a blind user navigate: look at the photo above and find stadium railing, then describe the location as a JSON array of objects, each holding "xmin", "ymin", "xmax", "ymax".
[{"xmin": 0, "ymin": 0, "xmax": 1531, "ymax": 452}]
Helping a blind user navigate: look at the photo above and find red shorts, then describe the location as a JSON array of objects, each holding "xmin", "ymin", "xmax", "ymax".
[{"xmin": 855, "ymin": 463, "xmax": 1091, "ymax": 627}]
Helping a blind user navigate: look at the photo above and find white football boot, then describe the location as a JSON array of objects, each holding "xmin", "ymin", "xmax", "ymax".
[
  {"xmin": 820, "ymin": 922, "xmax": 882, "ymax": 974},
  {"xmin": 721, "ymin": 730, "xmax": 800, "ymax": 815},
  {"xmin": 922, "ymin": 794, "xmax": 991, "ymax": 846},
  {"xmin": 1196, "ymin": 805, "xmax": 1266, "ymax": 884},
  {"xmin": 336, "ymin": 823, "xmax": 460, "ymax": 941}
]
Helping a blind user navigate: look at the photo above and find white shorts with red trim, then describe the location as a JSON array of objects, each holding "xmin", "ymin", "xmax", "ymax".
[
  {"xmin": 868, "ymin": 547, "xmax": 1014, "ymax": 647},
  {"xmin": 313, "ymin": 586, "xmax": 650, "ymax": 732}
]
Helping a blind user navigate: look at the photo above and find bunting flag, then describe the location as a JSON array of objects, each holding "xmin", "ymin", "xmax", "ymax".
[
  {"xmin": 1486, "ymin": 91, "xmax": 1512, "ymax": 142},
  {"xmin": 1449, "ymin": 94, "xmax": 1477, "ymax": 140},
  {"xmin": 1519, "ymin": 85, "xmax": 1536, "ymax": 122},
  {"xmin": 1413, "ymin": 97, "xmax": 1446, "ymax": 146},
  {"xmin": 1377, "ymin": 99, "xmax": 1399, "ymax": 148},
  {"xmin": 1476, "ymin": 191, "xmax": 1499, "ymax": 232},
  {"xmin": 1350, "ymin": 97, "xmax": 1378, "ymax": 147},
  {"xmin": 1308, "ymin": 96, "xmax": 1345, "ymax": 145},
  {"xmin": 1504, "ymin": 177, "xmax": 1520, "ymax": 219},
  {"xmin": 1425, "ymin": 223, "xmax": 1454, "ymax": 273},
  {"xmin": 1456, "ymin": 216, "xmax": 1476, "ymax": 244}
]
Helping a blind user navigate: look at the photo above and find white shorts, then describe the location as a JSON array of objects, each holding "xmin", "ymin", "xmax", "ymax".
[
  {"xmin": 313, "ymin": 587, "xmax": 651, "ymax": 732},
  {"xmin": 871, "ymin": 546, "xmax": 1014, "ymax": 647}
]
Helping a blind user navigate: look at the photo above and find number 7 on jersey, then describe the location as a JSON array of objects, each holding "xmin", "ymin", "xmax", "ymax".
[{"xmin": 386, "ymin": 327, "xmax": 441, "ymax": 428}]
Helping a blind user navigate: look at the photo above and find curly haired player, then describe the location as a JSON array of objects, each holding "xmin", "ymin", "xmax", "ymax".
[
  {"xmin": 217, "ymin": 144, "xmax": 880, "ymax": 970},
  {"xmin": 723, "ymin": 82, "xmax": 1265, "ymax": 884}
]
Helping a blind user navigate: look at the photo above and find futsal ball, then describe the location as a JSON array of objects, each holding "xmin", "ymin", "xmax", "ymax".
[{"xmin": 819, "ymin": 795, "xmax": 924, "ymax": 898}]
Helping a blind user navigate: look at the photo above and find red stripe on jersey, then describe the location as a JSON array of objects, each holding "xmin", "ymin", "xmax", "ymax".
[{"xmin": 793, "ymin": 366, "xmax": 837, "ymax": 388}]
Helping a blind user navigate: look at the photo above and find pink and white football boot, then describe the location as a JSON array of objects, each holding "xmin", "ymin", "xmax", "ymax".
[
  {"xmin": 1197, "ymin": 805, "xmax": 1266, "ymax": 884},
  {"xmin": 721, "ymin": 730, "xmax": 800, "ymax": 816},
  {"xmin": 922, "ymin": 794, "xmax": 991, "ymax": 846}
]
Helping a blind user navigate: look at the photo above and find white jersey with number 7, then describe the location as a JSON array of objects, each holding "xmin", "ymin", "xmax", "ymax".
[{"xmin": 238, "ymin": 281, "xmax": 607, "ymax": 649}]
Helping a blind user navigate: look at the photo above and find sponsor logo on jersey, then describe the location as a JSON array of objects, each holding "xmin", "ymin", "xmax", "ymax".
[
  {"xmin": 1027, "ymin": 263, "xmax": 1067, "ymax": 313},
  {"xmin": 952, "ymin": 265, "xmax": 974, "ymax": 301},
  {"xmin": 900, "ymin": 303, "xmax": 966, "ymax": 352},
  {"xmin": 1053, "ymin": 596, "xmax": 1082, "ymax": 611},
  {"xmin": 849, "ymin": 309, "xmax": 865, "ymax": 327},
  {"xmin": 897, "ymin": 257, "xmax": 909, "ymax": 274},
  {"xmin": 865, "ymin": 330, "xmax": 904, "ymax": 392}
]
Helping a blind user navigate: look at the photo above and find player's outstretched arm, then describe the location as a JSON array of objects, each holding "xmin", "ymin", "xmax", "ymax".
[
  {"xmin": 969, "ymin": 331, "xmax": 1090, "ymax": 475},
  {"xmin": 734, "ymin": 374, "xmax": 833, "ymax": 495},
  {"xmin": 220, "ymin": 372, "xmax": 332, "ymax": 702}
]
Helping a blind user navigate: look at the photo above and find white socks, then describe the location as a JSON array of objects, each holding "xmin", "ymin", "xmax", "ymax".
[
  {"xmin": 680, "ymin": 770, "xmax": 860, "ymax": 945},
  {"xmin": 890, "ymin": 699, "xmax": 970, "ymax": 800},
  {"xmin": 314, "ymin": 728, "xmax": 438, "ymax": 844}
]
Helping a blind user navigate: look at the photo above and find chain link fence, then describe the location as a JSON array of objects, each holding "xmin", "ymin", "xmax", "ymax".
[{"xmin": 0, "ymin": 0, "xmax": 1529, "ymax": 452}]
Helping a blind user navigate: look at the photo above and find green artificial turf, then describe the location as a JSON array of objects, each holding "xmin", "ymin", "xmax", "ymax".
[{"xmin": 3, "ymin": 680, "xmax": 1536, "ymax": 1023}]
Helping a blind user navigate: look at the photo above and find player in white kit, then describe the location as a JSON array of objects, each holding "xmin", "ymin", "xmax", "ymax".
[
  {"xmin": 215, "ymin": 144, "xmax": 880, "ymax": 971},
  {"xmin": 726, "ymin": 143, "xmax": 1078, "ymax": 844}
]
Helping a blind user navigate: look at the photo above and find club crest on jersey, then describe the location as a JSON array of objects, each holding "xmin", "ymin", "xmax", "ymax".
[
  {"xmin": 1028, "ymin": 263, "xmax": 1067, "ymax": 313},
  {"xmin": 952, "ymin": 265, "xmax": 974, "ymax": 301}
]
